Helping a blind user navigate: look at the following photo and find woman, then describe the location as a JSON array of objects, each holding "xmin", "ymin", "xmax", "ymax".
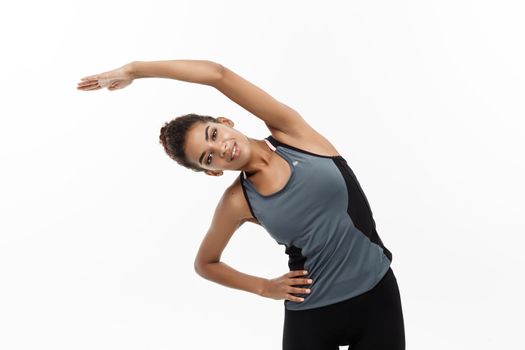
[{"xmin": 77, "ymin": 60, "xmax": 405, "ymax": 349}]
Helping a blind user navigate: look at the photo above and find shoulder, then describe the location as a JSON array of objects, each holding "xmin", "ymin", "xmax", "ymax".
[
  {"xmin": 222, "ymin": 175, "xmax": 262, "ymax": 226},
  {"xmin": 266, "ymin": 120, "xmax": 341, "ymax": 157}
]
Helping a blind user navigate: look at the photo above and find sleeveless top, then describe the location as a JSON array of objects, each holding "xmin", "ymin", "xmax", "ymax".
[{"xmin": 239, "ymin": 135, "xmax": 393, "ymax": 311}]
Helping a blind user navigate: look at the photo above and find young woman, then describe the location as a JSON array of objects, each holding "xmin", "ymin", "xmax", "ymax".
[{"xmin": 77, "ymin": 60, "xmax": 405, "ymax": 350}]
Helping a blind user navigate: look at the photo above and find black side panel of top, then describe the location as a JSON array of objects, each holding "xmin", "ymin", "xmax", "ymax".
[{"xmin": 332, "ymin": 157, "xmax": 393, "ymax": 262}]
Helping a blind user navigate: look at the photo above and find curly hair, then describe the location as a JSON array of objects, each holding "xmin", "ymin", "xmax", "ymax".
[{"xmin": 159, "ymin": 113, "xmax": 218, "ymax": 172}]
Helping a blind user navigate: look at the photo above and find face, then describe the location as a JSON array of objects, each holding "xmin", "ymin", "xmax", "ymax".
[{"xmin": 184, "ymin": 117, "xmax": 249, "ymax": 176}]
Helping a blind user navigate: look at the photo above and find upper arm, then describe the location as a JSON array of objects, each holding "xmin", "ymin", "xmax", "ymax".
[
  {"xmin": 193, "ymin": 181, "xmax": 254, "ymax": 271},
  {"xmin": 212, "ymin": 64, "xmax": 312, "ymax": 136}
]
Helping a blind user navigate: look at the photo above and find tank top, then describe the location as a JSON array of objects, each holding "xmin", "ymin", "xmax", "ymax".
[{"xmin": 239, "ymin": 135, "xmax": 393, "ymax": 311}]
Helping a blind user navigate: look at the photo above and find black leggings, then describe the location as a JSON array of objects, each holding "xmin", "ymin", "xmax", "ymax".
[{"xmin": 282, "ymin": 267, "xmax": 405, "ymax": 350}]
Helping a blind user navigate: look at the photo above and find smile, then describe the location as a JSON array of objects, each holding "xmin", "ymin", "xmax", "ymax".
[{"xmin": 230, "ymin": 143, "xmax": 239, "ymax": 161}]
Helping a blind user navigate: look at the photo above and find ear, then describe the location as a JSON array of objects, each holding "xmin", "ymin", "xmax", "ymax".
[
  {"xmin": 216, "ymin": 116, "xmax": 234, "ymax": 128},
  {"xmin": 204, "ymin": 170, "xmax": 223, "ymax": 176}
]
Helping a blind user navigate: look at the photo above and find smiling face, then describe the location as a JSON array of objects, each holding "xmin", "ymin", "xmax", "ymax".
[{"xmin": 184, "ymin": 117, "xmax": 250, "ymax": 176}]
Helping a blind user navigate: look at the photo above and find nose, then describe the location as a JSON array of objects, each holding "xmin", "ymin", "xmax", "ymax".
[{"xmin": 214, "ymin": 141, "xmax": 228, "ymax": 159}]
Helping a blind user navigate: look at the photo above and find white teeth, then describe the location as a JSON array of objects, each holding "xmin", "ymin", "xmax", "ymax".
[{"xmin": 231, "ymin": 145, "xmax": 236, "ymax": 161}]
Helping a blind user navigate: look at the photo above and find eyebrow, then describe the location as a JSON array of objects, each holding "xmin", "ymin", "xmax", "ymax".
[{"xmin": 198, "ymin": 125, "xmax": 210, "ymax": 165}]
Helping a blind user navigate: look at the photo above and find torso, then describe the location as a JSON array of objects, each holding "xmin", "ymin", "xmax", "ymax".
[{"xmin": 233, "ymin": 126, "xmax": 341, "ymax": 226}]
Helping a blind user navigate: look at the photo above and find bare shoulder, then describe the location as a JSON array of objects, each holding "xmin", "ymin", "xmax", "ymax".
[
  {"xmin": 225, "ymin": 176, "xmax": 262, "ymax": 226},
  {"xmin": 267, "ymin": 119, "xmax": 341, "ymax": 157},
  {"xmin": 194, "ymin": 176, "xmax": 261, "ymax": 268}
]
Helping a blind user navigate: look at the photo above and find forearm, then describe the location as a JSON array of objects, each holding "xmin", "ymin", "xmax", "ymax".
[
  {"xmin": 128, "ymin": 60, "xmax": 222, "ymax": 85},
  {"xmin": 195, "ymin": 261, "xmax": 268, "ymax": 297}
]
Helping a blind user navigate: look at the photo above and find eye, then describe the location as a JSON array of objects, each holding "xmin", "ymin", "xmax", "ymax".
[{"xmin": 206, "ymin": 129, "xmax": 218, "ymax": 165}]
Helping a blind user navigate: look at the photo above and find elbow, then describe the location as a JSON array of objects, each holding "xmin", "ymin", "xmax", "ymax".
[
  {"xmin": 206, "ymin": 61, "xmax": 224, "ymax": 86},
  {"xmin": 194, "ymin": 260, "xmax": 203, "ymax": 276},
  {"xmin": 215, "ymin": 62, "xmax": 225, "ymax": 79},
  {"xmin": 194, "ymin": 259, "xmax": 220, "ymax": 276},
  {"xmin": 194, "ymin": 260, "xmax": 210, "ymax": 276}
]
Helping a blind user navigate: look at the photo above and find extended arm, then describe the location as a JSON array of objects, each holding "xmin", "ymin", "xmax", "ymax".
[
  {"xmin": 131, "ymin": 60, "xmax": 307, "ymax": 133},
  {"xmin": 78, "ymin": 59, "xmax": 312, "ymax": 136},
  {"xmin": 130, "ymin": 59, "xmax": 222, "ymax": 85},
  {"xmin": 77, "ymin": 59, "xmax": 222, "ymax": 91}
]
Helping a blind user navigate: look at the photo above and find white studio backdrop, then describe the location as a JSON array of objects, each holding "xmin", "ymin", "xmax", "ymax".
[{"xmin": 0, "ymin": 0, "xmax": 523, "ymax": 349}]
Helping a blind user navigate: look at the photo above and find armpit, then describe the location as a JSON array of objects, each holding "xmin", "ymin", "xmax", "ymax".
[{"xmin": 244, "ymin": 217, "xmax": 262, "ymax": 226}]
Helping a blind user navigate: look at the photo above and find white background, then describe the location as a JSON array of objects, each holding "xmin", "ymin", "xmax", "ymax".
[{"xmin": 1, "ymin": 0, "xmax": 524, "ymax": 349}]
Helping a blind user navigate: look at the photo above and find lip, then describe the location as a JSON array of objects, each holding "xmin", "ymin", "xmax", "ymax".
[
  {"xmin": 230, "ymin": 142, "xmax": 235, "ymax": 162},
  {"xmin": 230, "ymin": 142, "xmax": 237, "ymax": 161}
]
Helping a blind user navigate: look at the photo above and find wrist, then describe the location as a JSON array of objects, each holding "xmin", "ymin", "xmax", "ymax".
[
  {"xmin": 125, "ymin": 61, "xmax": 140, "ymax": 79},
  {"xmin": 258, "ymin": 278, "xmax": 269, "ymax": 297}
]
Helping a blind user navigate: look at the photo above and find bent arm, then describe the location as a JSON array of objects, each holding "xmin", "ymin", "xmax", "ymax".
[
  {"xmin": 194, "ymin": 180, "xmax": 267, "ymax": 296},
  {"xmin": 195, "ymin": 261, "xmax": 268, "ymax": 296},
  {"xmin": 129, "ymin": 59, "xmax": 222, "ymax": 85}
]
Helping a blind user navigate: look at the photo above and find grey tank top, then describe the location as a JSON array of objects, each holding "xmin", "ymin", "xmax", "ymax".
[{"xmin": 239, "ymin": 135, "xmax": 392, "ymax": 311}]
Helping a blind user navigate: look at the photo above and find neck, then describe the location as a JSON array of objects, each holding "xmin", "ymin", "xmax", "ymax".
[{"xmin": 243, "ymin": 138, "xmax": 274, "ymax": 176}]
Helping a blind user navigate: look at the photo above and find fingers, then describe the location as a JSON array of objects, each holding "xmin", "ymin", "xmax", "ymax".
[
  {"xmin": 285, "ymin": 271, "xmax": 313, "ymax": 302},
  {"xmin": 288, "ymin": 277, "xmax": 313, "ymax": 286},
  {"xmin": 80, "ymin": 75, "xmax": 98, "ymax": 81},
  {"xmin": 77, "ymin": 78, "xmax": 117, "ymax": 91},
  {"xmin": 261, "ymin": 270, "xmax": 313, "ymax": 303},
  {"xmin": 287, "ymin": 270, "xmax": 313, "ymax": 285},
  {"xmin": 288, "ymin": 295, "xmax": 305, "ymax": 302},
  {"xmin": 288, "ymin": 281, "xmax": 312, "ymax": 293},
  {"xmin": 77, "ymin": 79, "xmax": 94, "ymax": 86},
  {"xmin": 290, "ymin": 278, "xmax": 313, "ymax": 286},
  {"xmin": 81, "ymin": 69, "xmax": 113, "ymax": 81},
  {"xmin": 77, "ymin": 82, "xmax": 101, "ymax": 91},
  {"xmin": 293, "ymin": 287, "xmax": 311, "ymax": 294},
  {"xmin": 289, "ymin": 270, "xmax": 309, "ymax": 277},
  {"xmin": 108, "ymin": 81, "xmax": 120, "ymax": 89},
  {"xmin": 77, "ymin": 75, "xmax": 103, "ymax": 88},
  {"xmin": 77, "ymin": 79, "xmax": 101, "ymax": 90},
  {"xmin": 78, "ymin": 71, "xmax": 108, "ymax": 89}
]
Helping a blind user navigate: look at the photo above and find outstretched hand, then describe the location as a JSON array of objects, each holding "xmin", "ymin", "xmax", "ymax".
[{"xmin": 77, "ymin": 64, "xmax": 135, "ymax": 91}]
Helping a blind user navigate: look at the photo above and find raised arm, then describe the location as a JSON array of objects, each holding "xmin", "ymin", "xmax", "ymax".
[
  {"xmin": 211, "ymin": 64, "xmax": 309, "ymax": 135},
  {"xmin": 77, "ymin": 60, "xmax": 311, "ymax": 136},
  {"xmin": 131, "ymin": 59, "xmax": 223, "ymax": 85},
  {"xmin": 77, "ymin": 59, "xmax": 222, "ymax": 90}
]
